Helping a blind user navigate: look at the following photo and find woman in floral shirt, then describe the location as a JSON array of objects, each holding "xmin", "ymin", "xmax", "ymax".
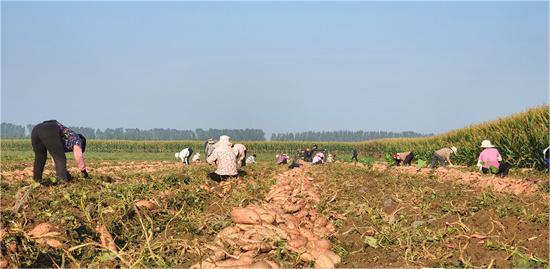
[
  {"xmin": 207, "ymin": 135, "xmax": 238, "ymax": 181},
  {"xmin": 31, "ymin": 120, "xmax": 89, "ymax": 183}
]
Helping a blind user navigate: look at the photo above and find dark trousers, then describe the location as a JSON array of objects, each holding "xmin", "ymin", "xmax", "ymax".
[
  {"xmin": 430, "ymin": 154, "xmax": 447, "ymax": 168},
  {"xmin": 482, "ymin": 163, "xmax": 510, "ymax": 177},
  {"xmin": 208, "ymin": 172, "xmax": 233, "ymax": 182},
  {"xmin": 241, "ymin": 150, "xmax": 247, "ymax": 167},
  {"xmin": 351, "ymin": 155, "xmax": 358, "ymax": 162},
  {"xmin": 403, "ymin": 153, "xmax": 414, "ymax": 166},
  {"xmin": 31, "ymin": 121, "xmax": 69, "ymax": 181}
]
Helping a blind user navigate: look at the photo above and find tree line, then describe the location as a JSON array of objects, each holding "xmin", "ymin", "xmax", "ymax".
[
  {"xmin": 1, "ymin": 122, "xmax": 430, "ymax": 141},
  {"xmin": 0, "ymin": 123, "xmax": 266, "ymax": 141},
  {"xmin": 270, "ymin": 130, "xmax": 431, "ymax": 142}
]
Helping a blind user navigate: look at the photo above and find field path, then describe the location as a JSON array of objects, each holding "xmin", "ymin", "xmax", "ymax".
[{"xmin": 191, "ymin": 165, "xmax": 341, "ymax": 269}]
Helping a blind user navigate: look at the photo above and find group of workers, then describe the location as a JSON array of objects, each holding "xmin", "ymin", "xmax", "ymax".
[
  {"xmin": 391, "ymin": 140, "xmax": 512, "ymax": 177},
  {"xmin": 30, "ymin": 120, "xmax": 548, "ymax": 184}
]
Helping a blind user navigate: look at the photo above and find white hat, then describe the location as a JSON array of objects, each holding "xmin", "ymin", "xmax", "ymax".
[
  {"xmin": 480, "ymin": 140, "xmax": 495, "ymax": 148},
  {"xmin": 451, "ymin": 146, "xmax": 458, "ymax": 154},
  {"xmin": 174, "ymin": 153, "xmax": 179, "ymax": 158},
  {"xmin": 219, "ymin": 135, "xmax": 231, "ymax": 142}
]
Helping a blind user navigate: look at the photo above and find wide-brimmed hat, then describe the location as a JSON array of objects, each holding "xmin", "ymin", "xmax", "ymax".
[
  {"xmin": 480, "ymin": 140, "xmax": 495, "ymax": 148},
  {"xmin": 451, "ymin": 146, "xmax": 458, "ymax": 154}
]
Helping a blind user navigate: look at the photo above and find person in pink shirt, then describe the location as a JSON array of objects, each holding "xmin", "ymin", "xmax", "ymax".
[{"xmin": 476, "ymin": 140, "xmax": 510, "ymax": 177}]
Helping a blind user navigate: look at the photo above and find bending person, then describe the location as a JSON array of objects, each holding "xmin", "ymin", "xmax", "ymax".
[
  {"xmin": 31, "ymin": 120, "xmax": 89, "ymax": 183},
  {"xmin": 175, "ymin": 147, "xmax": 193, "ymax": 165}
]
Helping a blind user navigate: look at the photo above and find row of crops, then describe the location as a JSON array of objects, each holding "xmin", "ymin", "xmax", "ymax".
[{"xmin": 2, "ymin": 106, "xmax": 548, "ymax": 169}]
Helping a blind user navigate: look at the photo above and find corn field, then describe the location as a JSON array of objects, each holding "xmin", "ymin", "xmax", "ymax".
[{"xmin": 2, "ymin": 106, "xmax": 548, "ymax": 169}]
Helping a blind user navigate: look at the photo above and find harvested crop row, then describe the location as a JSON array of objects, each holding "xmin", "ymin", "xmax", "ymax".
[
  {"xmin": 191, "ymin": 166, "xmax": 340, "ymax": 269},
  {"xmin": 371, "ymin": 163, "xmax": 543, "ymax": 195}
]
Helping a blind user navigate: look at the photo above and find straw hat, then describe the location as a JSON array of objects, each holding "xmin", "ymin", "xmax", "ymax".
[
  {"xmin": 451, "ymin": 146, "xmax": 458, "ymax": 154},
  {"xmin": 480, "ymin": 140, "xmax": 495, "ymax": 148}
]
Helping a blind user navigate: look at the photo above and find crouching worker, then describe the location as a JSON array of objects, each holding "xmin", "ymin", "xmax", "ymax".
[
  {"xmin": 430, "ymin": 146, "xmax": 457, "ymax": 168},
  {"xmin": 246, "ymin": 154, "xmax": 257, "ymax": 165},
  {"xmin": 32, "ymin": 120, "xmax": 89, "ymax": 183},
  {"xmin": 312, "ymin": 152, "xmax": 325, "ymax": 165},
  {"xmin": 394, "ymin": 151, "xmax": 415, "ymax": 166},
  {"xmin": 276, "ymin": 154, "xmax": 289, "ymax": 165},
  {"xmin": 192, "ymin": 153, "xmax": 201, "ymax": 163},
  {"xmin": 477, "ymin": 140, "xmax": 510, "ymax": 177},
  {"xmin": 175, "ymin": 147, "xmax": 193, "ymax": 165},
  {"xmin": 207, "ymin": 135, "xmax": 238, "ymax": 182},
  {"xmin": 233, "ymin": 143, "xmax": 247, "ymax": 167}
]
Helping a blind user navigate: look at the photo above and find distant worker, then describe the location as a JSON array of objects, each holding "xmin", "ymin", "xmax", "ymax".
[
  {"xmin": 204, "ymin": 138, "xmax": 216, "ymax": 160},
  {"xmin": 192, "ymin": 152, "xmax": 201, "ymax": 163},
  {"xmin": 312, "ymin": 152, "xmax": 325, "ymax": 165},
  {"xmin": 476, "ymin": 140, "xmax": 510, "ymax": 177},
  {"xmin": 277, "ymin": 154, "xmax": 289, "ymax": 165},
  {"xmin": 31, "ymin": 120, "xmax": 89, "ymax": 183},
  {"xmin": 351, "ymin": 149, "xmax": 359, "ymax": 163},
  {"xmin": 544, "ymin": 146, "xmax": 550, "ymax": 171},
  {"xmin": 326, "ymin": 153, "xmax": 335, "ymax": 163},
  {"xmin": 175, "ymin": 147, "xmax": 193, "ymax": 165},
  {"xmin": 207, "ymin": 135, "xmax": 238, "ymax": 182},
  {"xmin": 246, "ymin": 154, "xmax": 257, "ymax": 165},
  {"xmin": 430, "ymin": 146, "xmax": 457, "ymax": 168},
  {"xmin": 233, "ymin": 143, "xmax": 247, "ymax": 167},
  {"xmin": 304, "ymin": 148, "xmax": 312, "ymax": 162},
  {"xmin": 393, "ymin": 151, "xmax": 415, "ymax": 166}
]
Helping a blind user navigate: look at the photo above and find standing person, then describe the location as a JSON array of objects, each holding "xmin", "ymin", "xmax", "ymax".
[
  {"xmin": 246, "ymin": 154, "xmax": 257, "ymax": 165},
  {"xmin": 476, "ymin": 140, "xmax": 510, "ymax": 177},
  {"xmin": 207, "ymin": 135, "xmax": 238, "ymax": 182},
  {"xmin": 393, "ymin": 151, "xmax": 415, "ymax": 166},
  {"xmin": 233, "ymin": 143, "xmax": 247, "ymax": 167},
  {"xmin": 351, "ymin": 149, "xmax": 359, "ymax": 163},
  {"xmin": 175, "ymin": 147, "xmax": 193, "ymax": 165},
  {"xmin": 430, "ymin": 146, "xmax": 458, "ymax": 168},
  {"xmin": 31, "ymin": 120, "xmax": 89, "ymax": 183}
]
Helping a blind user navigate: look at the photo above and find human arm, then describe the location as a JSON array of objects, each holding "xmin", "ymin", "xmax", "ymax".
[
  {"xmin": 73, "ymin": 145, "xmax": 89, "ymax": 178},
  {"xmin": 207, "ymin": 152, "xmax": 217, "ymax": 165}
]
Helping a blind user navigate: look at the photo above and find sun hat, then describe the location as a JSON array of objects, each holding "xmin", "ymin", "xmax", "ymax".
[
  {"xmin": 480, "ymin": 140, "xmax": 495, "ymax": 148},
  {"xmin": 451, "ymin": 146, "xmax": 458, "ymax": 154}
]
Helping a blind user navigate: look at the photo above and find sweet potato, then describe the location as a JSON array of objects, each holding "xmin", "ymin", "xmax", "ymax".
[
  {"xmin": 283, "ymin": 203, "xmax": 301, "ymax": 214},
  {"xmin": 287, "ymin": 235, "xmax": 308, "ymax": 250},
  {"xmin": 232, "ymin": 208, "xmax": 261, "ymax": 225},
  {"xmin": 265, "ymin": 260, "xmax": 280, "ymax": 269},
  {"xmin": 135, "ymin": 200, "xmax": 155, "ymax": 210},
  {"xmin": 0, "ymin": 228, "xmax": 6, "ymax": 240},
  {"xmin": 29, "ymin": 223, "xmax": 55, "ymax": 238},
  {"xmin": 0, "ymin": 258, "xmax": 8, "ymax": 268},
  {"xmin": 95, "ymin": 224, "xmax": 118, "ymax": 252},
  {"xmin": 300, "ymin": 252, "xmax": 315, "ymax": 262},
  {"xmin": 218, "ymin": 226, "xmax": 241, "ymax": 238},
  {"xmin": 215, "ymin": 256, "xmax": 253, "ymax": 267},
  {"xmin": 314, "ymin": 254, "xmax": 334, "ymax": 269},
  {"xmin": 7, "ymin": 241, "xmax": 17, "ymax": 253}
]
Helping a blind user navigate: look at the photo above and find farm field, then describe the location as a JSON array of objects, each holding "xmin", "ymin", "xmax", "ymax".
[{"xmin": 0, "ymin": 156, "xmax": 548, "ymax": 268}]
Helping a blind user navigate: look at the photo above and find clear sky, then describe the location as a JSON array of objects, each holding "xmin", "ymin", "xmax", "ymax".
[{"xmin": 1, "ymin": 1, "xmax": 548, "ymax": 135}]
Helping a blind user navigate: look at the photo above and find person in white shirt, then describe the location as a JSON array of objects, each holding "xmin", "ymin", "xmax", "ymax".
[
  {"xmin": 192, "ymin": 152, "xmax": 201, "ymax": 163},
  {"xmin": 175, "ymin": 147, "xmax": 193, "ymax": 165},
  {"xmin": 246, "ymin": 154, "xmax": 257, "ymax": 165},
  {"xmin": 312, "ymin": 152, "xmax": 325, "ymax": 165},
  {"xmin": 233, "ymin": 143, "xmax": 247, "ymax": 167}
]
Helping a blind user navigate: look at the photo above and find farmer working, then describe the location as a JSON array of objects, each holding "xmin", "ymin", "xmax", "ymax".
[
  {"xmin": 31, "ymin": 120, "xmax": 89, "ymax": 183},
  {"xmin": 351, "ymin": 149, "xmax": 359, "ymax": 163},
  {"xmin": 476, "ymin": 140, "xmax": 509, "ymax": 177},
  {"xmin": 204, "ymin": 138, "xmax": 216, "ymax": 160},
  {"xmin": 233, "ymin": 143, "xmax": 247, "ymax": 167},
  {"xmin": 207, "ymin": 135, "xmax": 238, "ymax": 182},
  {"xmin": 246, "ymin": 154, "xmax": 257, "ymax": 165},
  {"xmin": 430, "ymin": 146, "xmax": 457, "ymax": 168},
  {"xmin": 393, "ymin": 151, "xmax": 415, "ymax": 166},
  {"xmin": 175, "ymin": 147, "xmax": 193, "ymax": 165}
]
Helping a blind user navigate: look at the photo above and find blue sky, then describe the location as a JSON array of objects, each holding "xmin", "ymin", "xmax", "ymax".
[{"xmin": 1, "ymin": 1, "xmax": 547, "ymax": 135}]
